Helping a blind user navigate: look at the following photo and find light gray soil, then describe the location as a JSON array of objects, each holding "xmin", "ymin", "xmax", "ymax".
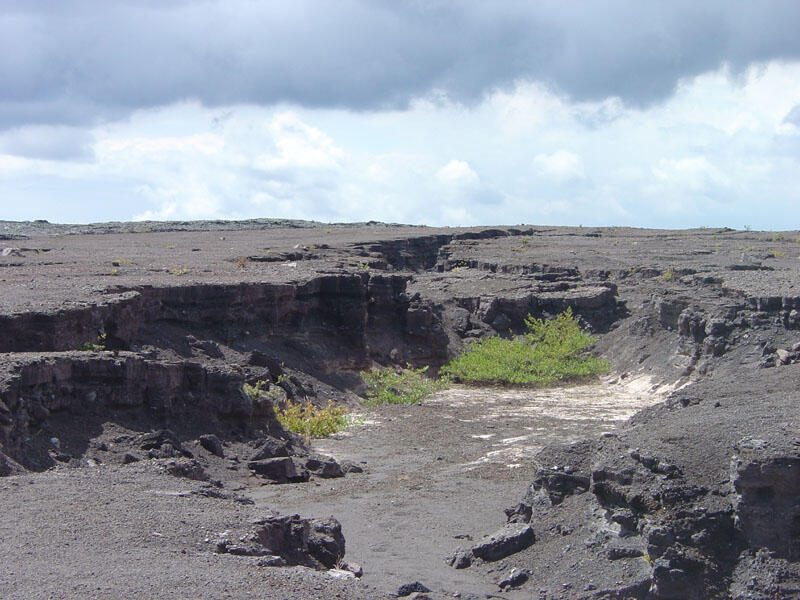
[{"xmin": 252, "ymin": 380, "xmax": 662, "ymax": 598}]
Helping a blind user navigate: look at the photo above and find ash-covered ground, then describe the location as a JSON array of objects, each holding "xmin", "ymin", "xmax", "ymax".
[{"xmin": 1, "ymin": 220, "xmax": 799, "ymax": 599}]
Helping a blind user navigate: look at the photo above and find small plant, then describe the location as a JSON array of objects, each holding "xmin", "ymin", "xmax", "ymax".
[
  {"xmin": 361, "ymin": 365, "xmax": 446, "ymax": 405},
  {"xmin": 236, "ymin": 256, "xmax": 248, "ymax": 271},
  {"xmin": 440, "ymin": 308, "xmax": 609, "ymax": 386},
  {"xmin": 358, "ymin": 262, "xmax": 370, "ymax": 271},
  {"xmin": 663, "ymin": 268, "xmax": 674, "ymax": 282},
  {"xmin": 243, "ymin": 380, "xmax": 285, "ymax": 401},
  {"xmin": 772, "ymin": 233, "xmax": 785, "ymax": 242},
  {"xmin": 77, "ymin": 332, "xmax": 107, "ymax": 352},
  {"xmin": 276, "ymin": 399, "xmax": 349, "ymax": 439},
  {"xmin": 171, "ymin": 267, "xmax": 189, "ymax": 276},
  {"xmin": 768, "ymin": 249, "xmax": 786, "ymax": 258},
  {"xmin": 166, "ymin": 245, "xmax": 175, "ymax": 249},
  {"xmin": 110, "ymin": 268, "xmax": 119, "ymax": 276}
]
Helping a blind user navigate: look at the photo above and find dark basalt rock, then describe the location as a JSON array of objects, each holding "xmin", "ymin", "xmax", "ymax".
[
  {"xmin": 397, "ymin": 581, "xmax": 431, "ymax": 597},
  {"xmin": 471, "ymin": 524, "xmax": 535, "ymax": 561},
  {"xmin": 249, "ymin": 435, "xmax": 290, "ymax": 460},
  {"xmin": 247, "ymin": 457, "xmax": 310, "ymax": 484},
  {"xmin": 304, "ymin": 454, "xmax": 345, "ymax": 478},
  {"xmin": 198, "ymin": 433, "xmax": 225, "ymax": 457},
  {"xmin": 216, "ymin": 514, "xmax": 346, "ymax": 570}
]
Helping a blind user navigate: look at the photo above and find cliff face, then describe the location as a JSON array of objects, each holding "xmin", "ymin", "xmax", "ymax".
[{"xmin": 0, "ymin": 353, "xmax": 263, "ymax": 471}]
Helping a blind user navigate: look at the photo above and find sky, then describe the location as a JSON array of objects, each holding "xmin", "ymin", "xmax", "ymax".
[{"xmin": 1, "ymin": 1, "xmax": 800, "ymax": 229}]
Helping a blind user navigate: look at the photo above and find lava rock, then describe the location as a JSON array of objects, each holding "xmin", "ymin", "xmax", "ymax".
[
  {"xmin": 499, "ymin": 568, "xmax": 529, "ymax": 589},
  {"xmin": 305, "ymin": 455, "xmax": 344, "ymax": 478},
  {"xmin": 307, "ymin": 517, "xmax": 346, "ymax": 568},
  {"xmin": 447, "ymin": 550, "xmax": 472, "ymax": 569},
  {"xmin": 249, "ymin": 435, "xmax": 289, "ymax": 460},
  {"xmin": 341, "ymin": 461, "xmax": 365, "ymax": 474},
  {"xmin": 471, "ymin": 524, "xmax": 535, "ymax": 561},
  {"xmin": 248, "ymin": 457, "xmax": 309, "ymax": 483},
  {"xmin": 0, "ymin": 451, "xmax": 24, "ymax": 476},
  {"xmin": 198, "ymin": 434, "xmax": 225, "ymax": 457},
  {"xmin": 159, "ymin": 458, "xmax": 211, "ymax": 482},
  {"xmin": 226, "ymin": 514, "xmax": 347, "ymax": 569},
  {"xmin": 397, "ymin": 581, "xmax": 431, "ymax": 596},
  {"xmin": 139, "ymin": 430, "xmax": 193, "ymax": 459}
]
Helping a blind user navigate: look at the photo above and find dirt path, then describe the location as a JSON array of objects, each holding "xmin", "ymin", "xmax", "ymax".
[{"xmin": 251, "ymin": 378, "xmax": 664, "ymax": 598}]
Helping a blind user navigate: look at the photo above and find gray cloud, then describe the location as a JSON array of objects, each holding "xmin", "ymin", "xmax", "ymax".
[
  {"xmin": 2, "ymin": 0, "xmax": 800, "ymax": 130},
  {"xmin": 0, "ymin": 125, "xmax": 95, "ymax": 160}
]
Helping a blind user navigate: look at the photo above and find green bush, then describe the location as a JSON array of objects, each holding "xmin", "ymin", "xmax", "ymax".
[
  {"xmin": 440, "ymin": 308, "xmax": 609, "ymax": 385},
  {"xmin": 243, "ymin": 379, "xmax": 285, "ymax": 401},
  {"xmin": 77, "ymin": 333, "xmax": 107, "ymax": 351},
  {"xmin": 276, "ymin": 399, "xmax": 350, "ymax": 438},
  {"xmin": 361, "ymin": 365, "xmax": 446, "ymax": 405}
]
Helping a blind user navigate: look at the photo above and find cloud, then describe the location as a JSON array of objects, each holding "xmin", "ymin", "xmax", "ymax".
[
  {"xmin": 255, "ymin": 112, "xmax": 348, "ymax": 172},
  {"xmin": 437, "ymin": 159, "xmax": 479, "ymax": 186},
  {"xmin": 0, "ymin": 125, "xmax": 95, "ymax": 160},
  {"xmin": 1, "ymin": 61, "xmax": 799, "ymax": 230},
  {"xmin": 652, "ymin": 157, "xmax": 730, "ymax": 192},
  {"xmin": 533, "ymin": 150, "xmax": 585, "ymax": 182},
  {"xmin": 3, "ymin": 1, "xmax": 800, "ymax": 130}
]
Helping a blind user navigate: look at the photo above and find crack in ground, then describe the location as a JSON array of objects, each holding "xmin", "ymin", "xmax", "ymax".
[{"xmin": 250, "ymin": 377, "xmax": 666, "ymax": 598}]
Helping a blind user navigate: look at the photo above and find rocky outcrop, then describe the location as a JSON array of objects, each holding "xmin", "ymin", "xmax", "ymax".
[
  {"xmin": 0, "ymin": 274, "xmax": 452, "ymax": 368},
  {"xmin": 216, "ymin": 514, "xmax": 346, "ymax": 570},
  {"xmin": 0, "ymin": 352, "xmax": 284, "ymax": 471},
  {"xmin": 487, "ymin": 366, "xmax": 800, "ymax": 599}
]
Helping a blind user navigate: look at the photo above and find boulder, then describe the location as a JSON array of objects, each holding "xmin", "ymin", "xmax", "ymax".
[
  {"xmin": 471, "ymin": 523, "xmax": 535, "ymax": 561},
  {"xmin": 248, "ymin": 457, "xmax": 309, "ymax": 483},
  {"xmin": 198, "ymin": 434, "xmax": 225, "ymax": 457}
]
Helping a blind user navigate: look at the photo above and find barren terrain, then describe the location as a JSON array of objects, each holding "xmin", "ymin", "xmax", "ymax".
[{"xmin": 2, "ymin": 220, "xmax": 799, "ymax": 599}]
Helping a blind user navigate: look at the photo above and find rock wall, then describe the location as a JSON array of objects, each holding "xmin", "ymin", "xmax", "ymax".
[
  {"xmin": 0, "ymin": 273, "xmax": 451, "ymax": 364},
  {"xmin": 0, "ymin": 352, "xmax": 275, "ymax": 471}
]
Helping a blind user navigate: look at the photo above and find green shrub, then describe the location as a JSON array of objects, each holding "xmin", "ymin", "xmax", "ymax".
[
  {"xmin": 243, "ymin": 379, "xmax": 287, "ymax": 401},
  {"xmin": 440, "ymin": 308, "xmax": 609, "ymax": 385},
  {"xmin": 276, "ymin": 399, "xmax": 350, "ymax": 438},
  {"xmin": 361, "ymin": 365, "xmax": 446, "ymax": 405},
  {"xmin": 77, "ymin": 333, "xmax": 107, "ymax": 352}
]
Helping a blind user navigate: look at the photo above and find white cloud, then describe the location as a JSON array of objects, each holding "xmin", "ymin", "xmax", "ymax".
[
  {"xmin": 436, "ymin": 160, "xmax": 479, "ymax": 186},
  {"xmin": 652, "ymin": 157, "xmax": 730, "ymax": 192},
  {"xmin": 533, "ymin": 150, "xmax": 585, "ymax": 182},
  {"xmin": 255, "ymin": 111, "xmax": 348, "ymax": 172}
]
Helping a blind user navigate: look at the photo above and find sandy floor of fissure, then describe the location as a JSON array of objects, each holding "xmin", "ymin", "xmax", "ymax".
[{"xmin": 252, "ymin": 377, "xmax": 667, "ymax": 598}]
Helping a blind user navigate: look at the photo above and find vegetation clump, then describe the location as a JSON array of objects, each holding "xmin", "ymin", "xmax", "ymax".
[
  {"xmin": 77, "ymin": 332, "xmax": 107, "ymax": 352},
  {"xmin": 243, "ymin": 379, "xmax": 285, "ymax": 401},
  {"xmin": 276, "ymin": 399, "xmax": 350, "ymax": 438},
  {"xmin": 361, "ymin": 365, "xmax": 446, "ymax": 405},
  {"xmin": 440, "ymin": 308, "xmax": 609, "ymax": 386}
]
